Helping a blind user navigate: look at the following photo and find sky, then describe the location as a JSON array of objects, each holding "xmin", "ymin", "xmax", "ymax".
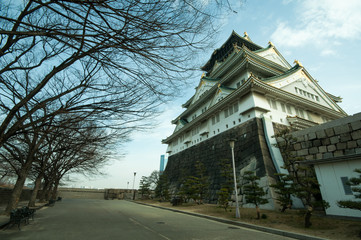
[{"xmin": 71, "ymin": 0, "xmax": 361, "ymax": 189}]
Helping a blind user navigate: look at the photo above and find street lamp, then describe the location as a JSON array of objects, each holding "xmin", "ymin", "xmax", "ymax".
[
  {"xmin": 132, "ymin": 172, "xmax": 136, "ymax": 200},
  {"xmin": 229, "ymin": 139, "xmax": 240, "ymax": 218}
]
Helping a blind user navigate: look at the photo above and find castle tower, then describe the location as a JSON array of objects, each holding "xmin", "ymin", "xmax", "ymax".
[{"xmin": 162, "ymin": 31, "xmax": 347, "ymax": 207}]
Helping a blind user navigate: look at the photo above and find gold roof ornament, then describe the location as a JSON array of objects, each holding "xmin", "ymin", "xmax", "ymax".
[
  {"xmin": 294, "ymin": 60, "xmax": 303, "ymax": 67},
  {"xmin": 201, "ymin": 73, "xmax": 205, "ymax": 79},
  {"xmin": 233, "ymin": 42, "xmax": 240, "ymax": 53},
  {"xmin": 244, "ymin": 32, "xmax": 248, "ymax": 37},
  {"xmin": 268, "ymin": 41, "xmax": 274, "ymax": 46}
]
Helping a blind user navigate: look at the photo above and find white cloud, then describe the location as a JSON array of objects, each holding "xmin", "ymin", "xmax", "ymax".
[
  {"xmin": 320, "ymin": 49, "xmax": 336, "ymax": 56},
  {"xmin": 271, "ymin": 0, "xmax": 361, "ymax": 48}
]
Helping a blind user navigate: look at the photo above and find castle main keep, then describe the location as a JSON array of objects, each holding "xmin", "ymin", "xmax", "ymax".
[{"xmin": 162, "ymin": 32, "xmax": 347, "ymax": 208}]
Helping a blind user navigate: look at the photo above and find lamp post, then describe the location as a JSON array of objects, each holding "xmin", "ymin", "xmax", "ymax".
[
  {"xmin": 132, "ymin": 172, "xmax": 136, "ymax": 200},
  {"xmin": 229, "ymin": 139, "xmax": 240, "ymax": 218}
]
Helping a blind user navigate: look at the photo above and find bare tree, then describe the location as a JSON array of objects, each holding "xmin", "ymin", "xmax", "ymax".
[
  {"xmin": 0, "ymin": 0, "xmax": 232, "ymax": 147},
  {"xmin": 0, "ymin": 0, "xmax": 238, "ymax": 213}
]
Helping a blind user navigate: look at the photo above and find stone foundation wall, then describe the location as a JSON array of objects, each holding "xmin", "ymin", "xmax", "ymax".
[
  {"xmin": 164, "ymin": 118, "xmax": 278, "ymax": 208},
  {"xmin": 281, "ymin": 112, "xmax": 361, "ymax": 160}
]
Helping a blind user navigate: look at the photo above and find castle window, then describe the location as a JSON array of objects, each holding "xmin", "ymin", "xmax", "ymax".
[
  {"xmin": 236, "ymin": 82, "xmax": 240, "ymax": 88},
  {"xmin": 234, "ymin": 103, "xmax": 239, "ymax": 113},
  {"xmin": 286, "ymin": 105, "xmax": 292, "ymax": 114},
  {"xmin": 341, "ymin": 177, "xmax": 353, "ymax": 195},
  {"xmin": 281, "ymin": 103, "xmax": 286, "ymax": 113},
  {"xmin": 295, "ymin": 108, "xmax": 305, "ymax": 118},
  {"xmin": 271, "ymin": 100, "xmax": 277, "ymax": 110}
]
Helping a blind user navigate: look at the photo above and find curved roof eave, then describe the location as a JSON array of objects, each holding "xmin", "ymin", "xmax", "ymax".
[{"xmin": 201, "ymin": 31, "xmax": 263, "ymax": 72}]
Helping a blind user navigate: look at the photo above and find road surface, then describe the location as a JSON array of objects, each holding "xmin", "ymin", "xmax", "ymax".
[{"xmin": 0, "ymin": 199, "xmax": 293, "ymax": 240}]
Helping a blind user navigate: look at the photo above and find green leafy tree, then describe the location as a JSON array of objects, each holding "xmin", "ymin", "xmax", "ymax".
[
  {"xmin": 338, "ymin": 169, "xmax": 361, "ymax": 211},
  {"xmin": 243, "ymin": 171, "xmax": 269, "ymax": 219},
  {"xmin": 275, "ymin": 128, "xmax": 329, "ymax": 228},
  {"xmin": 270, "ymin": 173, "xmax": 294, "ymax": 212},
  {"xmin": 217, "ymin": 159, "xmax": 233, "ymax": 211}
]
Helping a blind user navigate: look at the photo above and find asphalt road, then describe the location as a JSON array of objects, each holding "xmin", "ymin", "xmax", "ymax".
[{"xmin": 0, "ymin": 199, "xmax": 293, "ymax": 240}]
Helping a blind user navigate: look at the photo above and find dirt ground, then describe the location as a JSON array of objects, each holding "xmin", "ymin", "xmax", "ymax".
[{"xmin": 138, "ymin": 200, "xmax": 361, "ymax": 240}]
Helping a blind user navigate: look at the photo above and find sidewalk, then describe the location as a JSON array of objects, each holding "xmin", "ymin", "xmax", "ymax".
[{"xmin": 0, "ymin": 201, "xmax": 46, "ymax": 228}]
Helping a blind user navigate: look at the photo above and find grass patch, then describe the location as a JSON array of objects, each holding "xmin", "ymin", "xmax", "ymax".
[{"xmin": 137, "ymin": 199, "xmax": 361, "ymax": 240}]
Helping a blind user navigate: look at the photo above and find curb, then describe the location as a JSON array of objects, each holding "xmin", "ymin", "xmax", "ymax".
[{"xmin": 133, "ymin": 201, "xmax": 326, "ymax": 240}]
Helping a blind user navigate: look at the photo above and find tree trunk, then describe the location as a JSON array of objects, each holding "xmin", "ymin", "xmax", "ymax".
[
  {"xmin": 39, "ymin": 180, "xmax": 50, "ymax": 202},
  {"xmin": 256, "ymin": 205, "xmax": 260, "ymax": 219},
  {"xmin": 45, "ymin": 183, "xmax": 53, "ymax": 201},
  {"xmin": 28, "ymin": 174, "xmax": 43, "ymax": 207},
  {"xmin": 51, "ymin": 180, "xmax": 60, "ymax": 200},
  {"xmin": 304, "ymin": 206, "xmax": 313, "ymax": 228},
  {"xmin": 4, "ymin": 168, "xmax": 29, "ymax": 214}
]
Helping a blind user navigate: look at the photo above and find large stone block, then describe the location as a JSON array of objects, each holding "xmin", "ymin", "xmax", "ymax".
[
  {"xmin": 340, "ymin": 133, "xmax": 352, "ymax": 142},
  {"xmin": 336, "ymin": 142, "xmax": 347, "ymax": 150},
  {"xmin": 294, "ymin": 143, "xmax": 302, "ymax": 150},
  {"xmin": 325, "ymin": 128, "xmax": 335, "ymax": 137},
  {"xmin": 318, "ymin": 146, "xmax": 327, "ymax": 153},
  {"xmin": 351, "ymin": 130, "xmax": 361, "ymax": 140},
  {"xmin": 297, "ymin": 149, "xmax": 309, "ymax": 156},
  {"xmin": 351, "ymin": 121, "xmax": 361, "ymax": 131},
  {"xmin": 345, "ymin": 149, "xmax": 356, "ymax": 155},
  {"xmin": 316, "ymin": 130, "xmax": 326, "ymax": 138},
  {"xmin": 308, "ymin": 132, "xmax": 317, "ymax": 140},
  {"xmin": 309, "ymin": 147, "xmax": 318, "ymax": 154},
  {"xmin": 313, "ymin": 139, "xmax": 321, "ymax": 147},
  {"xmin": 334, "ymin": 124, "xmax": 351, "ymax": 135},
  {"xmin": 347, "ymin": 141, "xmax": 357, "ymax": 149},
  {"xmin": 333, "ymin": 150, "xmax": 344, "ymax": 157},
  {"xmin": 321, "ymin": 138, "xmax": 331, "ymax": 145},
  {"xmin": 323, "ymin": 152, "xmax": 333, "ymax": 159},
  {"xmin": 327, "ymin": 145, "xmax": 337, "ymax": 152},
  {"xmin": 330, "ymin": 136, "xmax": 340, "ymax": 144}
]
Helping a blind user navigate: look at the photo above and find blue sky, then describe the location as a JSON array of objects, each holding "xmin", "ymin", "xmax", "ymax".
[{"xmin": 72, "ymin": 0, "xmax": 361, "ymax": 189}]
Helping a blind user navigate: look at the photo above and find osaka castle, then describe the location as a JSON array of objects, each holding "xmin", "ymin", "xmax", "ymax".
[{"xmin": 162, "ymin": 31, "xmax": 347, "ymax": 207}]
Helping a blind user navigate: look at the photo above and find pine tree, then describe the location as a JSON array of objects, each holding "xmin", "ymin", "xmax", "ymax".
[
  {"xmin": 179, "ymin": 161, "xmax": 208, "ymax": 204},
  {"xmin": 274, "ymin": 128, "xmax": 329, "ymax": 228},
  {"xmin": 270, "ymin": 173, "xmax": 294, "ymax": 212},
  {"xmin": 155, "ymin": 173, "xmax": 170, "ymax": 202},
  {"xmin": 139, "ymin": 176, "xmax": 151, "ymax": 198},
  {"xmin": 243, "ymin": 171, "xmax": 269, "ymax": 219},
  {"xmin": 217, "ymin": 159, "xmax": 233, "ymax": 211}
]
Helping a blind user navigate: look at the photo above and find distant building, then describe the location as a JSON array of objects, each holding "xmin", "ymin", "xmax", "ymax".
[
  {"xmin": 162, "ymin": 31, "xmax": 347, "ymax": 208},
  {"xmin": 159, "ymin": 155, "xmax": 166, "ymax": 173}
]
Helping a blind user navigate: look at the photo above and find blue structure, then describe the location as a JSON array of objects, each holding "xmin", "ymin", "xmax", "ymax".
[{"xmin": 159, "ymin": 155, "xmax": 166, "ymax": 173}]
